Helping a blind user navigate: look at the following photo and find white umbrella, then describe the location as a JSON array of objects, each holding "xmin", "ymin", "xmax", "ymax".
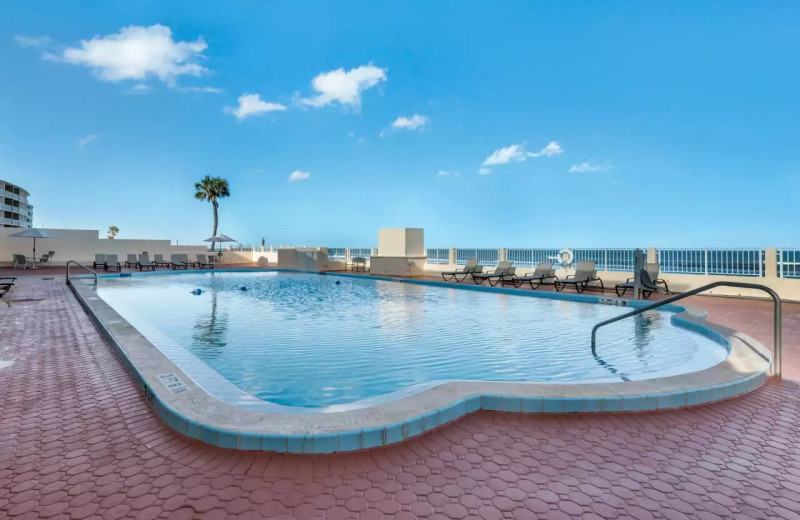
[
  {"xmin": 203, "ymin": 233, "xmax": 237, "ymax": 251},
  {"xmin": 9, "ymin": 228, "xmax": 59, "ymax": 260}
]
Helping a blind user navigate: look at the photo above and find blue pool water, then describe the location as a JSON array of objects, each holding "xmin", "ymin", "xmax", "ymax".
[{"xmin": 97, "ymin": 272, "xmax": 728, "ymax": 409}]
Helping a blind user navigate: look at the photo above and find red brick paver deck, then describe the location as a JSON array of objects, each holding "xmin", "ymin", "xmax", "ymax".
[{"xmin": 2, "ymin": 272, "xmax": 800, "ymax": 519}]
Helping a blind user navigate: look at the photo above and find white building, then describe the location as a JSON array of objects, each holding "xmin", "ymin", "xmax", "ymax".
[{"xmin": 1, "ymin": 180, "xmax": 33, "ymax": 228}]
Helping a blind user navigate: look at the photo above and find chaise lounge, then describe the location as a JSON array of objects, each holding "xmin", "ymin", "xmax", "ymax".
[
  {"xmin": 472, "ymin": 261, "xmax": 514, "ymax": 286},
  {"xmin": 509, "ymin": 262, "xmax": 558, "ymax": 289},
  {"xmin": 195, "ymin": 254, "xmax": 214, "ymax": 269},
  {"xmin": 137, "ymin": 254, "xmax": 157, "ymax": 271},
  {"xmin": 105, "ymin": 255, "xmax": 122, "ymax": 272},
  {"xmin": 93, "ymin": 254, "xmax": 106, "ymax": 269},
  {"xmin": 153, "ymin": 254, "xmax": 171, "ymax": 268},
  {"xmin": 615, "ymin": 267, "xmax": 665, "ymax": 299},
  {"xmin": 442, "ymin": 258, "xmax": 483, "ymax": 282},
  {"xmin": 0, "ymin": 277, "xmax": 16, "ymax": 299},
  {"xmin": 171, "ymin": 254, "xmax": 190, "ymax": 270},
  {"xmin": 124, "ymin": 254, "xmax": 139, "ymax": 269},
  {"xmin": 554, "ymin": 261, "xmax": 604, "ymax": 293}
]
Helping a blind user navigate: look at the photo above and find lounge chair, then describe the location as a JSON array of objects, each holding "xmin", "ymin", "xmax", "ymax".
[
  {"xmin": 137, "ymin": 254, "xmax": 157, "ymax": 271},
  {"xmin": 12, "ymin": 254, "xmax": 32, "ymax": 269},
  {"xmin": 124, "ymin": 254, "xmax": 139, "ymax": 268},
  {"xmin": 93, "ymin": 254, "xmax": 106, "ymax": 269},
  {"xmin": 38, "ymin": 253, "xmax": 51, "ymax": 268},
  {"xmin": 472, "ymin": 261, "xmax": 514, "ymax": 286},
  {"xmin": 442, "ymin": 258, "xmax": 484, "ymax": 282},
  {"xmin": 507, "ymin": 262, "xmax": 558, "ymax": 289},
  {"xmin": 615, "ymin": 268, "xmax": 665, "ymax": 299},
  {"xmin": 153, "ymin": 254, "xmax": 171, "ymax": 268},
  {"xmin": 105, "ymin": 255, "xmax": 122, "ymax": 272},
  {"xmin": 0, "ymin": 277, "xmax": 16, "ymax": 299},
  {"xmin": 195, "ymin": 254, "xmax": 214, "ymax": 269},
  {"xmin": 554, "ymin": 261, "xmax": 604, "ymax": 293},
  {"xmin": 171, "ymin": 254, "xmax": 190, "ymax": 270}
]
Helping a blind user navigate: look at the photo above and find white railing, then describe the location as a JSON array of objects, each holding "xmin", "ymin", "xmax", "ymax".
[
  {"xmin": 426, "ymin": 248, "xmax": 450, "ymax": 265},
  {"xmin": 658, "ymin": 248, "xmax": 765, "ymax": 277},
  {"xmin": 506, "ymin": 248, "xmax": 560, "ymax": 268},
  {"xmin": 349, "ymin": 248, "xmax": 372, "ymax": 259},
  {"xmin": 456, "ymin": 248, "xmax": 498, "ymax": 266},
  {"xmin": 778, "ymin": 250, "xmax": 800, "ymax": 279}
]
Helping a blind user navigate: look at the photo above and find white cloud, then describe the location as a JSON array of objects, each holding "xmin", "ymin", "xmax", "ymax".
[
  {"xmin": 438, "ymin": 170, "xmax": 459, "ymax": 177},
  {"xmin": 14, "ymin": 35, "xmax": 51, "ymax": 47},
  {"xmin": 225, "ymin": 93, "xmax": 286, "ymax": 120},
  {"xmin": 483, "ymin": 144, "xmax": 526, "ymax": 166},
  {"xmin": 178, "ymin": 86, "xmax": 223, "ymax": 94},
  {"xmin": 77, "ymin": 134, "xmax": 99, "ymax": 148},
  {"xmin": 127, "ymin": 83, "xmax": 152, "ymax": 95},
  {"xmin": 482, "ymin": 140, "xmax": 563, "ymax": 170},
  {"xmin": 59, "ymin": 24, "xmax": 208, "ymax": 85},
  {"xmin": 569, "ymin": 162, "xmax": 610, "ymax": 173},
  {"xmin": 299, "ymin": 64, "xmax": 387, "ymax": 108},
  {"xmin": 527, "ymin": 141, "xmax": 563, "ymax": 158},
  {"xmin": 288, "ymin": 170, "xmax": 311, "ymax": 182},
  {"xmin": 392, "ymin": 114, "xmax": 427, "ymax": 131}
]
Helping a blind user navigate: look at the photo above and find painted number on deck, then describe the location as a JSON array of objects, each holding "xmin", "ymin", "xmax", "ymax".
[{"xmin": 158, "ymin": 373, "xmax": 189, "ymax": 394}]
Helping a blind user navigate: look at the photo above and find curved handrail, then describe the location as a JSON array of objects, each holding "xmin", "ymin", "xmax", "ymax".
[
  {"xmin": 66, "ymin": 260, "xmax": 98, "ymax": 288},
  {"xmin": 591, "ymin": 282, "xmax": 782, "ymax": 378}
]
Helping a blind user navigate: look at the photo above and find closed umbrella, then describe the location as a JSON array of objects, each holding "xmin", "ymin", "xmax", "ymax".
[
  {"xmin": 203, "ymin": 233, "xmax": 237, "ymax": 252},
  {"xmin": 9, "ymin": 228, "xmax": 58, "ymax": 264}
]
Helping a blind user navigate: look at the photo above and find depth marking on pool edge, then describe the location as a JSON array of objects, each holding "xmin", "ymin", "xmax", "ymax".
[
  {"xmin": 158, "ymin": 373, "xmax": 189, "ymax": 394},
  {"xmin": 598, "ymin": 297, "xmax": 629, "ymax": 306}
]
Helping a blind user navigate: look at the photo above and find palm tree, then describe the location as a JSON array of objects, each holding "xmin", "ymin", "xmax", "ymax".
[
  {"xmin": 194, "ymin": 176, "xmax": 230, "ymax": 251},
  {"xmin": 107, "ymin": 225, "xmax": 119, "ymax": 239}
]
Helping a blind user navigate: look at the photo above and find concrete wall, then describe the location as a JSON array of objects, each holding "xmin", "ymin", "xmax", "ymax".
[
  {"xmin": 1, "ymin": 227, "xmax": 206, "ymax": 267},
  {"xmin": 377, "ymin": 228, "xmax": 424, "ymax": 257}
]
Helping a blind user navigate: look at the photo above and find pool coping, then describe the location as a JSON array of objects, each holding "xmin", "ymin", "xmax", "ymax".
[{"xmin": 68, "ymin": 269, "xmax": 772, "ymax": 453}]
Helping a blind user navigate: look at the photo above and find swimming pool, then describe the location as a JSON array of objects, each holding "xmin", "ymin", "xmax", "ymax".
[{"xmin": 96, "ymin": 271, "xmax": 728, "ymax": 410}]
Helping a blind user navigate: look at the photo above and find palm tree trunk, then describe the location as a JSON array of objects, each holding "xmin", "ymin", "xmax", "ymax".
[{"xmin": 212, "ymin": 200, "xmax": 219, "ymax": 251}]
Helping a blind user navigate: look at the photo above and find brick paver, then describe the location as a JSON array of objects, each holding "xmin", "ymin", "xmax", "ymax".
[{"xmin": 1, "ymin": 271, "xmax": 799, "ymax": 519}]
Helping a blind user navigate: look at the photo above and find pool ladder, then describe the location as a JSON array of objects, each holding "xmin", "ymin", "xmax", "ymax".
[
  {"xmin": 65, "ymin": 260, "xmax": 99, "ymax": 289},
  {"xmin": 591, "ymin": 282, "xmax": 782, "ymax": 378}
]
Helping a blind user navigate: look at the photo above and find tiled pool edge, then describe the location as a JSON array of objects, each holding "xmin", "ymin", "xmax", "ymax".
[{"xmin": 68, "ymin": 273, "xmax": 771, "ymax": 454}]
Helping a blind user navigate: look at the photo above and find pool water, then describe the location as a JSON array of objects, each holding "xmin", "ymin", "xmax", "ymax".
[{"xmin": 97, "ymin": 272, "xmax": 728, "ymax": 408}]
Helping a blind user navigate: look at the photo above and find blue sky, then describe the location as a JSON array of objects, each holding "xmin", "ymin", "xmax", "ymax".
[{"xmin": 2, "ymin": 1, "xmax": 798, "ymax": 248}]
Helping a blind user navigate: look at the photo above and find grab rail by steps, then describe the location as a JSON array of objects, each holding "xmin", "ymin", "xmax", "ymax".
[
  {"xmin": 591, "ymin": 282, "xmax": 782, "ymax": 378},
  {"xmin": 66, "ymin": 260, "xmax": 98, "ymax": 288}
]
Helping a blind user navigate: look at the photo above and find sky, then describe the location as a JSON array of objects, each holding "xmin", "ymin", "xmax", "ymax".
[{"xmin": 1, "ymin": 1, "xmax": 799, "ymax": 248}]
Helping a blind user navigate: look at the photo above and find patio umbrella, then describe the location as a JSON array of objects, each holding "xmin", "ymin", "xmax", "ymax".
[
  {"xmin": 9, "ymin": 228, "xmax": 58, "ymax": 260},
  {"xmin": 203, "ymin": 233, "xmax": 237, "ymax": 252}
]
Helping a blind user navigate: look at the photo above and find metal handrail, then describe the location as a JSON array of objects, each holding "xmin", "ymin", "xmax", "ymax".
[
  {"xmin": 66, "ymin": 260, "xmax": 98, "ymax": 288},
  {"xmin": 591, "ymin": 282, "xmax": 782, "ymax": 378}
]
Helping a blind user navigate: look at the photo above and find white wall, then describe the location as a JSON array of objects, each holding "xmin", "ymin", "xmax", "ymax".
[{"xmin": 1, "ymin": 227, "xmax": 206, "ymax": 266}]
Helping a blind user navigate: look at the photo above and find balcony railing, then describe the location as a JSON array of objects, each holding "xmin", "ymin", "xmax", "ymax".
[
  {"xmin": 456, "ymin": 248, "xmax": 498, "ymax": 266},
  {"xmin": 778, "ymin": 250, "xmax": 800, "ymax": 279},
  {"xmin": 657, "ymin": 248, "xmax": 764, "ymax": 277},
  {"xmin": 425, "ymin": 248, "xmax": 450, "ymax": 265}
]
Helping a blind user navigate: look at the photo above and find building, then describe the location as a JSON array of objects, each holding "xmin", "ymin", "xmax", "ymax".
[{"xmin": 2, "ymin": 180, "xmax": 33, "ymax": 228}]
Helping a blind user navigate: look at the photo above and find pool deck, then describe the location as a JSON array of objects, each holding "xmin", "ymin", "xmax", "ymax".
[{"xmin": 3, "ymin": 266, "xmax": 800, "ymax": 519}]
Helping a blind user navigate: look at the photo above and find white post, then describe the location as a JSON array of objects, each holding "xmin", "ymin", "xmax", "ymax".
[{"xmin": 449, "ymin": 248, "xmax": 456, "ymax": 267}]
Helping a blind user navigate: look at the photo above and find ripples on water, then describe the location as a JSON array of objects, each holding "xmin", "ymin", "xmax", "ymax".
[{"xmin": 98, "ymin": 272, "xmax": 727, "ymax": 408}]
